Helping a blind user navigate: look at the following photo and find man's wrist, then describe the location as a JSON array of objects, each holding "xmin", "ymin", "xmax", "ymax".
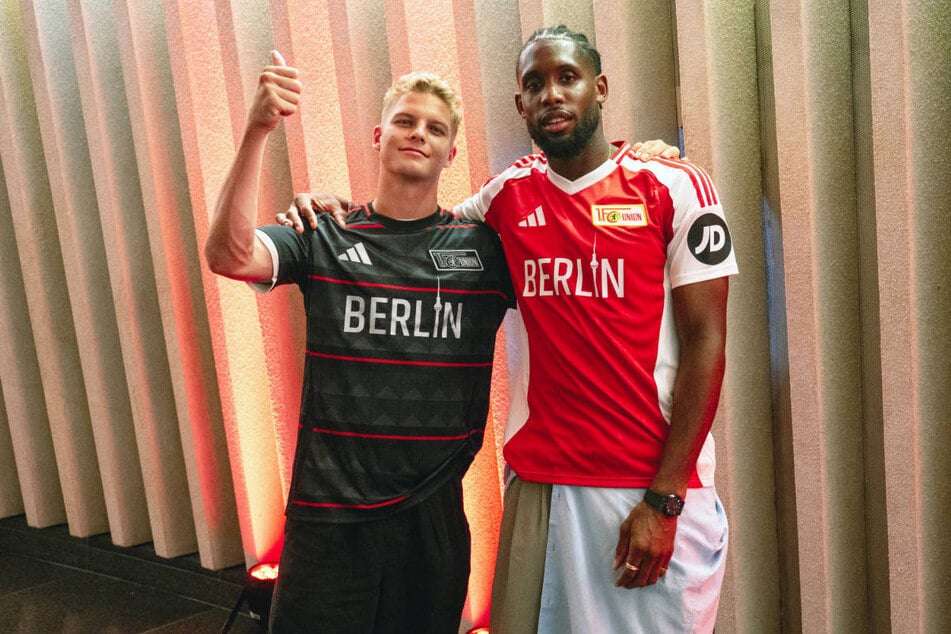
[
  {"xmin": 643, "ymin": 489, "xmax": 685, "ymax": 517},
  {"xmin": 243, "ymin": 120, "xmax": 274, "ymax": 140}
]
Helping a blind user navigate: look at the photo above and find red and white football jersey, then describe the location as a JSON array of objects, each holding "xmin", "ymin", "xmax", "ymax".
[{"xmin": 454, "ymin": 142, "xmax": 738, "ymax": 488}]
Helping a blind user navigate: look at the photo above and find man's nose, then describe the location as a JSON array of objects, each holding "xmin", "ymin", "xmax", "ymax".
[
  {"xmin": 409, "ymin": 122, "xmax": 427, "ymax": 140},
  {"xmin": 541, "ymin": 81, "xmax": 564, "ymax": 104}
]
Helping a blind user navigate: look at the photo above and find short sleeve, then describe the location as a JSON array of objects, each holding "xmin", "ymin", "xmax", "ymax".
[
  {"xmin": 453, "ymin": 190, "xmax": 489, "ymax": 222},
  {"xmin": 661, "ymin": 162, "xmax": 738, "ymax": 288},
  {"xmin": 249, "ymin": 224, "xmax": 311, "ymax": 293}
]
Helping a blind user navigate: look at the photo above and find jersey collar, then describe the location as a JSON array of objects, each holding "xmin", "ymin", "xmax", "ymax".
[
  {"xmin": 366, "ymin": 202, "xmax": 448, "ymax": 232},
  {"xmin": 545, "ymin": 141, "xmax": 630, "ymax": 195}
]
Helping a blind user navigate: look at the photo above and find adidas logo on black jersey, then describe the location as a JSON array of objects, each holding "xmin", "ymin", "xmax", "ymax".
[{"xmin": 338, "ymin": 242, "xmax": 372, "ymax": 265}]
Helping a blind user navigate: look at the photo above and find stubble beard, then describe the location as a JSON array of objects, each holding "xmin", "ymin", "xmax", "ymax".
[{"xmin": 528, "ymin": 105, "xmax": 600, "ymax": 160}]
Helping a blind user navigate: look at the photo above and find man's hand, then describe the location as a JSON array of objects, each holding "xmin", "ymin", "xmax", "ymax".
[
  {"xmin": 247, "ymin": 50, "xmax": 301, "ymax": 134},
  {"xmin": 631, "ymin": 139, "xmax": 681, "ymax": 162},
  {"xmin": 276, "ymin": 193, "xmax": 354, "ymax": 233},
  {"xmin": 613, "ymin": 501, "xmax": 676, "ymax": 589}
]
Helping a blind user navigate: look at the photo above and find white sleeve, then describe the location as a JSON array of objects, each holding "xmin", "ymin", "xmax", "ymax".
[
  {"xmin": 453, "ymin": 190, "xmax": 489, "ymax": 222},
  {"xmin": 455, "ymin": 158, "xmax": 536, "ymax": 223},
  {"xmin": 247, "ymin": 229, "xmax": 280, "ymax": 294},
  {"xmin": 660, "ymin": 162, "xmax": 738, "ymax": 287}
]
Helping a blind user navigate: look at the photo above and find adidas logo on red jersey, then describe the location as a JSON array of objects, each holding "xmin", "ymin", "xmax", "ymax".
[{"xmin": 517, "ymin": 206, "xmax": 547, "ymax": 228}]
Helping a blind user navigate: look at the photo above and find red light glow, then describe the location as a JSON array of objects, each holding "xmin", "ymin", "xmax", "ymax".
[{"xmin": 249, "ymin": 562, "xmax": 280, "ymax": 582}]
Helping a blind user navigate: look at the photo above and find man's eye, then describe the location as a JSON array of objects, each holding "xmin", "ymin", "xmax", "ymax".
[
  {"xmin": 560, "ymin": 73, "xmax": 576, "ymax": 84},
  {"xmin": 430, "ymin": 127, "xmax": 446, "ymax": 136}
]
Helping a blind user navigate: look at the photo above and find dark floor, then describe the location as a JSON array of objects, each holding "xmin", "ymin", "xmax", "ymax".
[{"xmin": 0, "ymin": 515, "xmax": 263, "ymax": 633}]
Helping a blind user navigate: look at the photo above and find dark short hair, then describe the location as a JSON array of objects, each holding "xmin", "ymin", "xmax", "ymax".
[{"xmin": 520, "ymin": 25, "xmax": 602, "ymax": 75}]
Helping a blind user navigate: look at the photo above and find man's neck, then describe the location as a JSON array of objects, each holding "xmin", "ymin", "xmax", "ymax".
[
  {"xmin": 546, "ymin": 135, "xmax": 614, "ymax": 182},
  {"xmin": 372, "ymin": 176, "xmax": 440, "ymax": 220}
]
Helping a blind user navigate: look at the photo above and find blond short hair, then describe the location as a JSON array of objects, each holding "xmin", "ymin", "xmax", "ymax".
[{"xmin": 381, "ymin": 72, "xmax": 462, "ymax": 136}]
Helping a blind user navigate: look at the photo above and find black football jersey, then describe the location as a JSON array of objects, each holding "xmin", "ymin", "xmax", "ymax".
[{"xmin": 257, "ymin": 204, "xmax": 514, "ymax": 522}]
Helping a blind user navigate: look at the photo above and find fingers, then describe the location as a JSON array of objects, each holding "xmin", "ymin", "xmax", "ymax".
[
  {"xmin": 634, "ymin": 140, "xmax": 659, "ymax": 162},
  {"xmin": 276, "ymin": 193, "xmax": 349, "ymax": 233},
  {"xmin": 302, "ymin": 193, "xmax": 346, "ymax": 228},
  {"xmin": 277, "ymin": 204, "xmax": 303, "ymax": 234},
  {"xmin": 259, "ymin": 83, "xmax": 300, "ymax": 116},
  {"xmin": 295, "ymin": 194, "xmax": 321, "ymax": 231},
  {"xmin": 613, "ymin": 504, "xmax": 675, "ymax": 589},
  {"xmin": 333, "ymin": 195, "xmax": 354, "ymax": 228},
  {"xmin": 259, "ymin": 67, "xmax": 301, "ymax": 102},
  {"xmin": 612, "ymin": 513, "xmax": 639, "ymax": 570},
  {"xmin": 262, "ymin": 50, "xmax": 299, "ymax": 95},
  {"xmin": 613, "ymin": 523, "xmax": 641, "ymax": 588},
  {"xmin": 631, "ymin": 139, "xmax": 681, "ymax": 162},
  {"xmin": 332, "ymin": 209, "xmax": 347, "ymax": 228},
  {"xmin": 615, "ymin": 555, "xmax": 669, "ymax": 589},
  {"xmin": 276, "ymin": 195, "xmax": 311, "ymax": 234},
  {"xmin": 248, "ymin": 50, "xmax": 301, "ymax": 130},
  {"xmin": 615, "ymin": 557, "xmax": 643, "ymax": 589}
]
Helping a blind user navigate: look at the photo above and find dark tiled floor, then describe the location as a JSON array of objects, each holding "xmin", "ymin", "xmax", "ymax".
[{"xmin": 0, "ymin": 516, "xmax": 263, "ymax": 633}]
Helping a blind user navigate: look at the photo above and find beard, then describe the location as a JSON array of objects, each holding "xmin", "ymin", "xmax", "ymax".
[{"xmin": 527, "ymin": 104, "xmax": 601, "ymax": 159}]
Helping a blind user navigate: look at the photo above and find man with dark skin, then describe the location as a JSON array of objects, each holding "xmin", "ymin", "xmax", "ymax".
[
  {"xmin": 283, "ymin": 25, "xmax": 734, "ymax": 632},
  {"xmin": 463, "ymin": 27, "xmax": 735, "ymax": 632}
]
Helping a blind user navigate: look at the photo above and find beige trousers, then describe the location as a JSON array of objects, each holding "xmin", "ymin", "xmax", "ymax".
[{"xmin": 490, "ymin": 476, "xmax": 552, "ymax": 634}]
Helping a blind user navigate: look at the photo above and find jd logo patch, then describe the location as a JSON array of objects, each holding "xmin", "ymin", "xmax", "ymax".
[
  {"xmin": 687, "ymin": 214, "xmax": 732, "ymax": 265},
  {"xmin": 430, "ymin": 249, "xmax": 484, "ymax": 271}
]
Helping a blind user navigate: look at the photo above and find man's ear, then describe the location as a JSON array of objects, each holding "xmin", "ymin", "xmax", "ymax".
[
  {"xmin": 372, "ymin": 125, "xmax": 382, "ymax": 150},
  {"xmin": 515, "ymin": 93, "xmax": 526, "ymax": 119},
  {"xmin": 444, "ymin": 144, "xmax": 458, "ymax": 168},
  {"xmin": 596, "ymin": 74, "xmax": 608, "ymax": 106}
]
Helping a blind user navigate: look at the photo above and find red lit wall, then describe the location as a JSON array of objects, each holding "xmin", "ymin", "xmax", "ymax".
[{"xmin": 0, "ymin": 1, "xmax": 947, "ymax": 632}]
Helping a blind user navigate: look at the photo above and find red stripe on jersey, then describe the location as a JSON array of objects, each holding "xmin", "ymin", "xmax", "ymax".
[
  {"xmin": 505, "ymin": 153, "xmax": 544, "ymax": 174},
  {"xmin": 681, "ymin": 160, "xmax": 717, "ymax": 205},
  {"xmin": 291, "ymin": 496, "xmax": 409, "ymax": 509},
  {"xmin": 655, "ymin": 157, "xmax": 717, "ymax": 206},
  {"xmin": 308, "ymin": 275, "xmax": 510, "ymax": 300},
  {"xmin": 612, "ymin": 142, "xmax": 631, "ymax": 163},
  {"xmin": 306, "ymin": 350, "xmax": 492, "ymax": 368},
  {"xmin": 310, "ymin": 426, "xmax": 483, "ymax": 442}
]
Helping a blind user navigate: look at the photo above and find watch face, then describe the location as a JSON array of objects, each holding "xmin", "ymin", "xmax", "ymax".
[{"xmin": 664, "ymin": 496, "xmax": 684, "ymax": 516}]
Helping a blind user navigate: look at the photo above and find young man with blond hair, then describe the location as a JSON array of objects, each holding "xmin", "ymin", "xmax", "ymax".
[{"xmin": 206, "ymin": 52, "xmax": 513, "ymax": 632}]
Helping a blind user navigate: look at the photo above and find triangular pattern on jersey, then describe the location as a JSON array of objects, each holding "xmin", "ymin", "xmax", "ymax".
[{"xmin": 254, "ymin": 205, "xmax": 515, "ymax": 522}]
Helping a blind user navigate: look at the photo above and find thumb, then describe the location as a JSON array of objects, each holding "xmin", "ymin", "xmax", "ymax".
[{"xmin": 271, "ymin": 50, "xmax": 286, "ymax": 66}]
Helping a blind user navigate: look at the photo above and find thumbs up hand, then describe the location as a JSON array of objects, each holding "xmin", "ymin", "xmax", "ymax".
[{"xmin": 247, "ymin": 50, "xmax": 301, "ymax": 133}]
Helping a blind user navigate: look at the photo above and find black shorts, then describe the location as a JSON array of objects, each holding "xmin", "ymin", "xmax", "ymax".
[{"xmin": 268, "ymin": 478, "xmax": 471, "ymax": 633}]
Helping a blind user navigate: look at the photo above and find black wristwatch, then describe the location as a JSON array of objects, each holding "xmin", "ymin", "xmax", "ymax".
[{"xmin": 643, "ymin": 489, "xmax": 685, "ymax": 517}]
